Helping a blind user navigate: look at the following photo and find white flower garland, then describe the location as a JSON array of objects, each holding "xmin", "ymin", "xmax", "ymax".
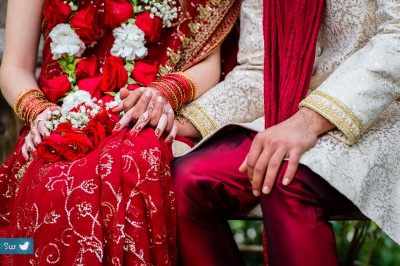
[
  {"xmin": 49, "ymin": 23, "xmax": 86, "ymax": 60},
  {"xmin": 142, "ymin": 0, "xmax": 179, "ymax": 27},
  {"xmin": 110, "ymin": 23, "xmax": 148, "ymax": 60}
]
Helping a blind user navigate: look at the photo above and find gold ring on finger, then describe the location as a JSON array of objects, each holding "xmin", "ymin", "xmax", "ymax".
[{"xmin": 35, "ymin": 118, "xmax": 46, "ymax": 126}]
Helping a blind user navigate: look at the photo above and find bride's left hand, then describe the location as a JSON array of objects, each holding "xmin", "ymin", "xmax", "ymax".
[{"xmin": 21, "ymin": 105, "xmax": 61, "ymax": 160}]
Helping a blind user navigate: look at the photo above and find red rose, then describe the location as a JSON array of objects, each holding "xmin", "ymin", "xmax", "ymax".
[
  {"xmin": 82, "ymin": 121, "xmax": 107, "ymax": 148},
  {"xmin": 37, "ymin": 134, "xmax": 64, "ymax": 162},
  {"xmin": 42, "ymin": 75, "xmax": 71, "ymax": 103},
  {"xmin": 76, "ymin": 56, "xmax": 99, "ymax": 79},
  {"xmin": 100, "ymin": 56, "xmax": 128, "ymax": 92},
  {"xmin": 135, "ymin": 12, "xmax": 163, "ymax": 43},
  {"xmin": 77, "ymin": 76, "xmax": 102, "ymax": 99},
  {"xmin": 126, "ymin": 84, "xmax": 141, "ymax": 91},
  {"xmin": 53, "ymin": 122, "xmax": 75, "ymax": 135},
  {"xmin": 70, "ymin": 6, "xmax": 100, "ymax": 45},
  {"xmin": 132, "ymin": 61, "xmax": 159, "ymax": 86},
  {"xmin": 93, "ymin": 108, "xmax": 117, "ymax": 133},
  {"xmin": 104, "ymin": 0, "xmax": 134, "ymax": 29},
  {"xmin": 61, "ymin": 133, "xmax": 93, "ymax": 161},
  {"xmin": 43, "ymin": 0, "xmax": 72, "ymax": 30}
]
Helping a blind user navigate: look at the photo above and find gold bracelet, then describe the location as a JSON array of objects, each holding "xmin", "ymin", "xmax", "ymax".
[{"xmin": 13, "ymin": 88, "xmax": 42, "ymax": 113}]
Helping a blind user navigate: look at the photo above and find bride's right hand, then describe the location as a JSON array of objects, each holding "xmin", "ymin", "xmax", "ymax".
[
  {"xmin": 112, "ymin": 87, "xmax": 175, "ymax": 140},
  {"xmin": 22, "ymin": 105, "xmax": 60, "ymax": 160}
]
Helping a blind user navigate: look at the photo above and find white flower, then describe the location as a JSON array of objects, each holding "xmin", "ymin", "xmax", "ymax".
[
  {"xmin": 61, "ymin": 90, "xmax": 92, "ymax": 115},
  {"xmin": 143, "ymin": 0, "xmax": 178, "ymax": 27},
  {"xmin": 110, "ymin": 23, "xmax": 148, "ymax": 60},
  {"xmin": 49, "ymin": 23, "xmax": 86, "ymax": 60}
]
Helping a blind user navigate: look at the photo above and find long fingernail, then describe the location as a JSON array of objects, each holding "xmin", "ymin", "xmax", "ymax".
[
  {"xmin": 262, "ymin": 185, "xmax": 270, "ymax": 194},
  {"xmin": 155, "ymin": 128, "xmax": 161, "ymax": 138},
  {"xmin": 112, "ymin": 130, "xmax": 119, "ymax": 136},
  {"xmin": 165, "ymin": 136, "xmax": 174, "ymax": 143},
  {"xmin": 253, "ymin": 190, "xmax": 261, "ymax": 197},
  {"xmin": 130, "ymin": 129, "xmax": 138, "ymax": 137},
  {"xmin": 282, "ymin": 178, "xmax": 290, "ymax": 186},
  {"xmin": 144, "ymin": 90, "xmax": 151, "ymax": 97}
]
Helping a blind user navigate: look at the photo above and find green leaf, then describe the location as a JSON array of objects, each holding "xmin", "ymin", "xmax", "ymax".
[
  {"xmin": 125, "ymin": 62, "xmax": 134, "ymax": 73},
  {"xmin": 127, "ymin": 77, "xmax": 136, "ymax": 85},
  {"xmin": 128, "ymin": 18, "xmax": 136, "ymax": 25},
  {"xmin": 105, "ymin": 91, "xmax": 117, "ymax": 97}
]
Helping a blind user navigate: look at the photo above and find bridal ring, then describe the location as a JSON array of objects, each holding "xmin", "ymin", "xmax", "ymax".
[{"xmin": 35, "ymin": 118, "xmax": 46, "ymax": 126}]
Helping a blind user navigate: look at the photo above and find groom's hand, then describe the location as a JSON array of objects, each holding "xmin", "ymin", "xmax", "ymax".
[{"xmin": 239, "ymin": 108, "xmax": 334, "ymax": 197}]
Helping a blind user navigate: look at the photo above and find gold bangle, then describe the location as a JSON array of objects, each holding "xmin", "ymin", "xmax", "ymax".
[{"xmin": 13, "ymin": 88, "xmax": 42, "ymax": 113}]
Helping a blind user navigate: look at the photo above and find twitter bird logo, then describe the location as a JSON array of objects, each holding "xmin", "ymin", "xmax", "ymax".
[{"xmin": 19, "ymin": 242, "xmax": 30, "ymax": 251}]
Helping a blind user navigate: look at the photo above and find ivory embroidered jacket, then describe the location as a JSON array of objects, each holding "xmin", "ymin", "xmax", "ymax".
[{"xmin": 177, "ymin": 0, "xmax": 400, "ymax": 244}]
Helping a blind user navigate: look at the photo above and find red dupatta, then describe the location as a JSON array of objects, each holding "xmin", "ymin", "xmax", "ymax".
[{"xmin": 263, "ymin": 0, "xmax": 324, "ymax": 128}]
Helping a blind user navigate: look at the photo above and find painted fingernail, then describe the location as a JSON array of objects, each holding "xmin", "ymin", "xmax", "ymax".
[
  {"xmin": 129, "ymin": 129, "xmax": 138, "ymax": 137},
  {"xmin": 157, "ymin": 96, "xmax": 164, "ymax": 102},
  {"xmin": 144, "ymin": 90, "xmax": 151, "ymax": 97},
  {"xmin": 155, "ymin": 128, "xmax": 161, "ymax": 138},
  {"xmin": 112, "ymin": 130, "xmax": 119, "ymax": 137},
  {"xmin": 282, "ymin": 178, "xmax": 290, "ymax": 186},
  {"xmin": 165, "ymin": 136, "xmax": 174, "ymax": 143},
  {"xmin": 253, "ymin": 190, "xmax": 261, "ymax": 197},
  {"xmin": 262, "ymin": 185, "xmax": 270, "ymax": 194},
  {"xmin": 134, "ymin": 125, "xmax": 142, "ymax": 131}
]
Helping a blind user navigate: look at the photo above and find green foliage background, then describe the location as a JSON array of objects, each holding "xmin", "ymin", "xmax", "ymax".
[{"xmin": 229, "ymin": 220, "xmax": 400, "ymax": 265}]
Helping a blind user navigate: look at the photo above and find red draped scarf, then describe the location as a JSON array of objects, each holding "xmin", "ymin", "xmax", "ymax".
[{"xmin": 263, "ymin": 0, "xmax": 324, "ymax": 128}]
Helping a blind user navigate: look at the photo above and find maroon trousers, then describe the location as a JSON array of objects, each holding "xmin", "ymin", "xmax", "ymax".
[{"xmin": 171, "ymin": 128, "xmax": 359, "ymax": 266}]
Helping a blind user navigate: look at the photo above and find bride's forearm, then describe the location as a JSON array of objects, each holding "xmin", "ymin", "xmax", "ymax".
[
  {"xmin": 0, "ymin": 67, "xmax": 39, "ymax": 107},
  {"xmin": 183, "ymin": 45, "xmax": 221, "ymax": 99},
  {"xmin": 0, "ymin": 0, "xmax": 44, "ymax": 107}
]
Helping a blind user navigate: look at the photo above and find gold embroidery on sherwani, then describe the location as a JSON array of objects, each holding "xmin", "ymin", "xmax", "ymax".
[
  {"xmin": 300, "ymin": 91, "xmax": 364, "ymax": 144},
  {"xmin": 178, "ymin": 104, "xmax": 217, "ymax": 137}
]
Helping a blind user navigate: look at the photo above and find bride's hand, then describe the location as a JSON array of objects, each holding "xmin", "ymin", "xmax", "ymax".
[
  {"xmin": 160, "ymin": 115, "xmax": 201, "ymax": 144},
  {"xmin": 21, "ymin": 105, "xmax": 61, "ymax": 160},
  {"xmin": 112, "ymin": 87, "xmax": 175, "ymax": 138}
]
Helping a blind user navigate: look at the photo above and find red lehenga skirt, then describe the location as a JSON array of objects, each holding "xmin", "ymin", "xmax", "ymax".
[{"xmin": 0, "ymin": 128, "xmax": 176, "ymax": 265}]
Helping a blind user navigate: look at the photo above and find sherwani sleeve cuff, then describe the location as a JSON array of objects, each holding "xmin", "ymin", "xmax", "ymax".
[
  {"xmin": 300, "ymin": 91, "xmax": 364, "ymax": 145},
  {"xmin": 178, "ymin": 104, "xmax": 218, "ymax": 138}
]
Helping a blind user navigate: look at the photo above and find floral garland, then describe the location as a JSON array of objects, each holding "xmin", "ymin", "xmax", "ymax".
[{"xmin": 37, "ymin": 0, "xmax": 179, "ymax": 162}]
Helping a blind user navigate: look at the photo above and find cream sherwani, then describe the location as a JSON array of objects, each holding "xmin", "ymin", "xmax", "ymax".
[{"xmin": 176, "ymin": 0, "xmax": 400, "ymax": 244}]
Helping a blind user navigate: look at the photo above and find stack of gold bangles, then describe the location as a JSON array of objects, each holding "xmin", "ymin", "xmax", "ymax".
[{"xmin": 13, "ymin": 88, "xmax": 56, "ymax": 127}]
